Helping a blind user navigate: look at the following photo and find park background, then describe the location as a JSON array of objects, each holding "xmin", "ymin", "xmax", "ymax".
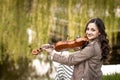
[{"xmin": 0, "ymin": 0, "xmax": 120, "ymax": 80}]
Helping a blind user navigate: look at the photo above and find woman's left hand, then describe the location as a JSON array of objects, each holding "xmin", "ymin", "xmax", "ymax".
[{"xmin": 42, "ymin": 47, "xmax": 54, "ymax": 55}]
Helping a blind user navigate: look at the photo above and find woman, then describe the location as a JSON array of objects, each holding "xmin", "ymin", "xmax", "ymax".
[{"xmin": 32, "ymin": 18, "xmax": 111, "ymax": 80}]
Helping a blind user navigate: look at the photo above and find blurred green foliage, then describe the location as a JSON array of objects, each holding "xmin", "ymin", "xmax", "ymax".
[{"xmin": 0, "ymin": 0, "xmax": 120, "ymax": 80}]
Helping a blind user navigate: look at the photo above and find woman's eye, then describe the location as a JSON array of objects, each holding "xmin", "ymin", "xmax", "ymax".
[
  {"xmin": 91, "ymin": 28, "xmax": 95, "ymax": 31},
  {"xmin": 86, "ymin": 28, "xmax": 89, "ymax": 30}
]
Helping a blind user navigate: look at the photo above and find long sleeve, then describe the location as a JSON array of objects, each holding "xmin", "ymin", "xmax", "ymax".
[{"xmin": 52, "ymin": 43, "xmax": 95, "ymax": 66}]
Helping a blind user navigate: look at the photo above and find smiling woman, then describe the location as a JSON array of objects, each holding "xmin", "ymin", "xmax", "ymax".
[
  {"xmin": 85, "ymin": 23, "xmax": 100, "ymax": 41},
  {"xmin": 34, "ymin": 18, "xmax": 111, "ymax": 80},
  {"xmin": 0, "ymin": 0, "xmax": 120, "ymax": 80}
]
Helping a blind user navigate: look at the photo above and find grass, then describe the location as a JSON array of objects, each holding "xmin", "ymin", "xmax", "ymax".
[{"xmin": 102, "ymin": 73, "xmax": 120, "ymax": 80}]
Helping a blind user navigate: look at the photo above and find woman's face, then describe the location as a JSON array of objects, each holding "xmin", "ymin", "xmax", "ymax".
[{"xmin": 85, "ymin": 23, "xmax": 100, "ymax": 40}]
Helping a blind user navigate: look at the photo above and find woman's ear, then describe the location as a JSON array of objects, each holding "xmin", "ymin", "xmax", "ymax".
[{"xmin": 99, "ymin": 32, "xmax": 101, "ymax": 35}]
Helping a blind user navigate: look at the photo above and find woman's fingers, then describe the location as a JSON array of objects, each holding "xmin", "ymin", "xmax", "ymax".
[
  {"xmin": 41, "ymin": 44, "xmax": 50, "ymax": 48},
  {"xmin": 42, "ymin": 48, "xmax": 53, "ymax": 55}
]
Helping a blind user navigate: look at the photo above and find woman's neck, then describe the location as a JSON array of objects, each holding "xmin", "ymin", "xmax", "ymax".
[{"xmin": 89, "ymin": 38, "xmax": 98, "ymax": 43}]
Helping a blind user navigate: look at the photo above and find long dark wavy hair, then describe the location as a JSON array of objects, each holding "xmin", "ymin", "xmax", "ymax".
[{"xmin": 85, "ymin": 18, "xmax": 111, "ymax": 63}]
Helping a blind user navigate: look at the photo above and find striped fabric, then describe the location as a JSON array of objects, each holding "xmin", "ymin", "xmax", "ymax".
[{"xmin": 55, "ymin": 64, "xmax": 74, "ymax": 80}]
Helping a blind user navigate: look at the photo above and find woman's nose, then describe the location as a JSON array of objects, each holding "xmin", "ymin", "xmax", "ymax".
[{"xmin": 86, "ymin": 30, "xmax": 91, "ymax": 34}]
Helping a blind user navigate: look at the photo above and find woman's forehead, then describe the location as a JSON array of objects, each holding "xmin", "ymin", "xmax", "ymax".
[{"xmin": 87, "ymin": 23, "xmax": 97, "ymax": 28}]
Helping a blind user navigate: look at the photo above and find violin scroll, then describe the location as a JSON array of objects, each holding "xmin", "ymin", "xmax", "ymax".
[{"xmin": 32, "ymin": 48, "xmax": 42, "ymax": 55}]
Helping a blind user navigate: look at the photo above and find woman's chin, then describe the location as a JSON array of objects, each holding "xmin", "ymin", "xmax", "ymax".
[{"xmin": 87, "ymin": 37, "xmax": 95, "ymax": 40}]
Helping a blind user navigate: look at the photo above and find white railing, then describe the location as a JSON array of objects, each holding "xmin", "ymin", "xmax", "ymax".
[{"xmin": 101, "ymin": 64, "xmax": 120, "ymax": 75}]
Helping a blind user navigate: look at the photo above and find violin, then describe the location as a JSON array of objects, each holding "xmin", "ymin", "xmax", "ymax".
[{"xmin": 32, "ymin": 36, "xmax": 88, "ymax": 55}]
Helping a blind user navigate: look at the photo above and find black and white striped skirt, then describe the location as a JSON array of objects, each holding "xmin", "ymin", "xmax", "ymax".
[{"xmin": 55, "ymin": 64, "xmax": 74, "ymax": 80}]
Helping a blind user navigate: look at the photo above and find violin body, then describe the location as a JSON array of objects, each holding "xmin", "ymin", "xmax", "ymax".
[{"xmin": 54, "ymin": 36, "xmax": 88, "ymax": 51}]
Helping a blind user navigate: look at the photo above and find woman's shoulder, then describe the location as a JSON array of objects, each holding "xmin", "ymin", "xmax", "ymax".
[
  {"xmin": 92, "ymin": 39, "xmax": 102, "ymax": 54},
  {"xmin": 88, "ymin": 39, "xmax": 101, "ymax": 51},
  {"xmin": 88, "ymin": 38, "xmax": 100, "ymax": 46}
]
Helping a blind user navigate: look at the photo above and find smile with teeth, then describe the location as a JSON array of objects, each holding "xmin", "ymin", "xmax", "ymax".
[{"xmin": 87, "ymin": 34, "xmax": 92, "ymax": 37}]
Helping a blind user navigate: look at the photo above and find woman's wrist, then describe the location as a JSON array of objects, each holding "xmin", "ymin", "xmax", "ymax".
[
  {"xmin": 50, "ymin": 50, "xmax": 55, "ymax": 56},
  {"xmin": 49, "ymin": 50, "xmax": 56, "ymax": 60}
]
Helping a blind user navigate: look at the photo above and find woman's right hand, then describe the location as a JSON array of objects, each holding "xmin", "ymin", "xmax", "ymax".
[{"xmin": 42, "ymin": 47, "xmax": 54, "ymax": 55}]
